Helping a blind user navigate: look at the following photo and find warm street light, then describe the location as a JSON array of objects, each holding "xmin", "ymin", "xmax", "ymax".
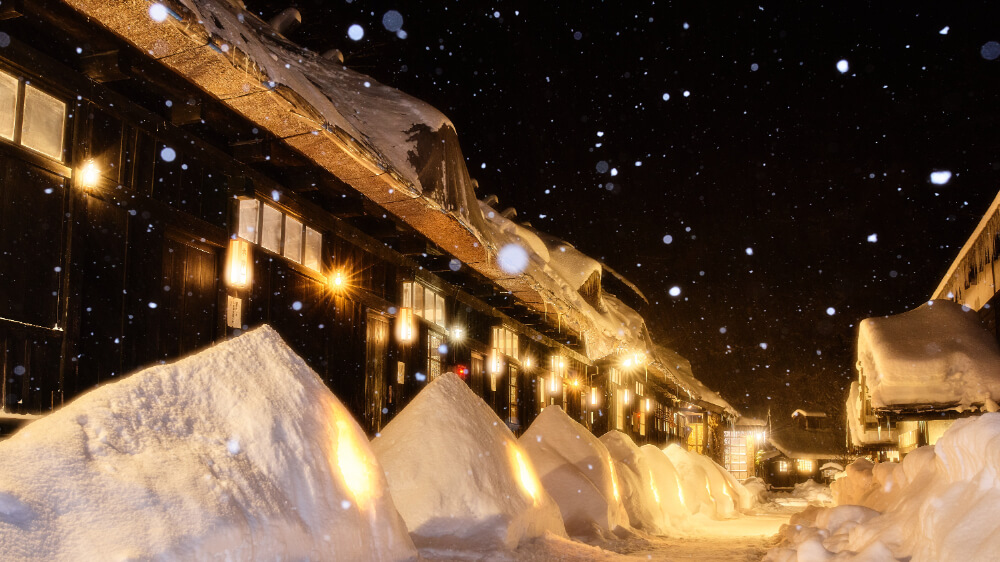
[
  {"xmin": 396, "ymin": 307, "xmax": 414, "ymax": 343},
  {"xmin": 79, "ymin": 159, "xmax": 100, "ymax": 188}
]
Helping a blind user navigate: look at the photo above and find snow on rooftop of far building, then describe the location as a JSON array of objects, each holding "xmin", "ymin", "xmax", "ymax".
[
  {"xmin": 371, "ymin": 373, "xmax": 566, "ymax": 552},
  {"xmin": 0, "ymin": 326, "xmax": 416, "ymax": 561},
  {"xmin": 857, "ymin": 299, "xmax": 1000, "ymax": 411}
]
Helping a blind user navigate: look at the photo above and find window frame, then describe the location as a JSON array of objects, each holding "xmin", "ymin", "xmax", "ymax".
[{"xmin": 0, "ymin": 68, "xmax": 68, "ymax": 163}]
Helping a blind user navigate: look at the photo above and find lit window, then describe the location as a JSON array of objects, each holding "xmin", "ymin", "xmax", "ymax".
[
  {"xmin": 21, "ymin": 84, "xmax": 66, "ymax": 160},
  {"xmin": 283, "ymin": 215, "xmax": 303, "ymax": 263},
  {"xmin": 636, "ymin": 381, "xmax": 644, "ymax": 396},
  {"xmin": 237, "ymin": 199, "xmax": 260, "ymax": 243},
  {"xmin": 304, "ymin": 227, "xmax": 322, "ymax": 272},
  {"xmin": 0, "ymin": 71, "xmax": 17, "ymax": 140},
  {"xmin": 509, "ymin": 366, "xmax": 519, "ymax": 425},
  {"xmin": 428, "ymin": 332, "xmax": 443, "ymax": 380},
  {"xmin": 797, "ymin": 459, "xmax": 814, "ymax": 473},
  {"xmin": 260, "ymin": 204, "xmax": 282, "ymax": 253},
  {"xmin": 492, "ymin": 326, "xmax": 518, "ymax": 358},
  {"xmin": 610, "ymin": 368, "xmax": 622, "ymax": 385},
  {"xmin": 778, "ymin": 460, "xmax": 789, "ymax": 473},
  {"xmin": 402, "ymin": 281, "xmax": 447, "ymax": 329}
]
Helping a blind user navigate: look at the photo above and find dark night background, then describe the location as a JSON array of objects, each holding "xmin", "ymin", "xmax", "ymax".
[{"xmin": 250, "ymin": 1, "xmax": 1000, "ymax": 427}]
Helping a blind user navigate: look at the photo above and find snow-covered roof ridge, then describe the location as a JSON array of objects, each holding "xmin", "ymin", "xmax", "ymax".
[
  {"xmin": 858, "ymin": 299, "xmax": 1000, "ymax": 411},
  {"xmin": 792, "ymin": 409, "xmax": 827, "ymax": 418}
]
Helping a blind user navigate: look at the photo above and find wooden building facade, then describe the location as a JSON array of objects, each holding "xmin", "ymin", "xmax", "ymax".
[{"xmin": 0, "ymin": 0, "xmax": 732, "ymax": 451}]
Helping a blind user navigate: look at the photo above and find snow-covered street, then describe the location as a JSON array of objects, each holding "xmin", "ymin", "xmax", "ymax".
[{"xmin": 420, "ymin": 512, "xmax": 792, "ymax": 561}]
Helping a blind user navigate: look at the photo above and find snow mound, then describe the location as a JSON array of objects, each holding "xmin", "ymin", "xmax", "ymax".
[
  {"xmin": 662, "ymin": 444, "xmax": 740, "ymax": 518},
  {"xmin": 600, "ymin": 431, "xmax": 670, "ymax": 534},
  {"xmin": 372, "ymin": 373, "xmax": 565, "ymax": 551},
  {"xmin": 639, "ymin": 444, "xmax": 692, "ymax": 532},
  {"xmin": 858, "ymin": 299, "xmax": 1000, "ymax": 409},
  {"xmin": 0, "ymin": 326, "xmax": 416, "ymax": 561},
  {"xmin": 518, "ymin": 406, "xmax": 629, "ymax": 538},
  {"xmin": 768, "ymin": 413, "xmax": 1000, "ymax": 561}
]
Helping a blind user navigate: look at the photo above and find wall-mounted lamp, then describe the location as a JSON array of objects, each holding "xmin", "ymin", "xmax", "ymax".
[
  {"xmin": 591, "ymin": 386, "xmax": 600, "ymax": 406},
  {"xmin": 79, "ymin": 159, "xmax": 100, "ymax": 189},
  {"xmin": 450, "ymin": 326, "xmax": 465, "ymax": 342},
  {"xmin": 226, "ymin": 238, "xmax": 252, "ymax": 289},
  {"xmin": 329, "ymin": 269, "xmax": 346, "ymax": 291}
]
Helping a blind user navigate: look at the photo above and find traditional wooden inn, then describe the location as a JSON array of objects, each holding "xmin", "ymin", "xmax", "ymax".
[{"xmin": 0, "ymin": 0, "xmax": 738, "ymax": 455}]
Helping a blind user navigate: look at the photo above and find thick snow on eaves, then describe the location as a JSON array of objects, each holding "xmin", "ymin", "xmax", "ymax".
[
  {"xmin": 479, "ymin": 202, "xmax": 648, "ymax": 360},
  {"xmin": 0, "ymin": 326, "xmax": 416, "ymax": 561},
  {"xmin": 858, "ymin": 299, "xmax": 1000, "ymax": 410},
  {"xmin": 176, "ymin": 0, "xmax": 485, "ymax": 231}
]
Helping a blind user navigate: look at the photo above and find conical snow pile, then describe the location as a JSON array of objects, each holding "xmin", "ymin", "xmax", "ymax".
[
  {"xmin": 663, "ymin": 443, "xmax": 738, "ymax": 518},
  {"xmin": 519, "ymin": 406, "xmax": 630, "ymax": 538},
  {"xmin": 639, "ymin": 444, "xmax": 692, "ymax": 532},
  {"xmin": 0, "ymin": 326, "xmax": 417, "ymax": 561},
  {"xmin": 371, "ymin": 373, "xmax": 566, "ymax": 551},
  {"xmin": 600, "ymin": 431, "xmax": 666, "ymax": 534}
]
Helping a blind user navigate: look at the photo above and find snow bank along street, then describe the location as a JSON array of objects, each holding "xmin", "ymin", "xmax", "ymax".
[
  {"xmin": 765, "ymin": 413, "xmax": 1000, "ymax": 561},
  {"xmin": 0, "ymin": 329, "xmax": 792, "ymax": 560}
]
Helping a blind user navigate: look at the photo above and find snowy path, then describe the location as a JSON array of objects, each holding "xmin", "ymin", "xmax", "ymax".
[{"xmin": 420, "ymin": 511, "xmax": 792, "ymax": 561}]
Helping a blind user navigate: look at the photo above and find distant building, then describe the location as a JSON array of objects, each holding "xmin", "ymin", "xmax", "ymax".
[{"xmin": 763, "ymin": 410, "xmax": 843, "ymax": 488}]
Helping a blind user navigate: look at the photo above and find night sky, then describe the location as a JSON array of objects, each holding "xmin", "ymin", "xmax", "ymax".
[{"xmin": 252, "ymin": 1, "xmax": 1000, "ymax": 426}]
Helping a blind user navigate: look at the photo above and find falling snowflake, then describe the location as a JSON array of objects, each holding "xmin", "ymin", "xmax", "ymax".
[
  {"xmin": 930, "ymin": 170, "xmax": 952, "ymax": 185},
  {"xmin": 497, "ymin": 244, "xmax": 529, "ymax": 274},
  {"xmin": 837, "ymin": 59, "xmax": 849, "ymax": 73}
]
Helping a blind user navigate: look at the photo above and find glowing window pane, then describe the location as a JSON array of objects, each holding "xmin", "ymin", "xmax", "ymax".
[
  {"xmin": 21, "ymin": 85, "xmax": 65, "ymax": 160},
  {"xmin": 401, "ymin": 282, "xmax": 413, "ymax": 308},
  {"xmin": 237, "ymin": 199, "xmax": 259, "ymax": 243},
  {"xmin": 435, "ymin": 293, "xmax": 445, "ymax": 328},
  {"xmin": 413, "ymin": 283, "xmax": 424, "ymax": 318},
  {"xmin": 304, "ymin": 227, "xmax": 322, "ymax": 272},
  {"xmin": 0, "ymin": 71, "xmax": 17, "ymax": 141},
  {"xmin": 260, "ymin": 204, "xmax": 282, "ymax": 253},
  {"xmin": 283, "ymin": 215, "xmax": 303, "ymax": 263},
  {"xmin": 424, "ymin": 286, "xmax": 434, "ymax": 322}
]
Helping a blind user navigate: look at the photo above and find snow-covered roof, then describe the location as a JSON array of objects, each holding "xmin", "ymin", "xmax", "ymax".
[
  {"xmin": 768, "ymin": 428, "xmax": 843, "ymax": 461},
  {"xmin": 932, "ymin": 190, "xmax": 1000, "ymax": 304},
  {"xmin": 61, "ymin": 0, "xmax": 660, "ymax": 362},
  {"xmin": 792, "ymin": 410, "xmax": 827, "ymax": 418},
  {"xmin": 857, "ymin": 299, "xmax": 1000, "ymax": 411},
  {"xmin": 652, "ymin": 345, "xmax": 739, "ymax": 417}
]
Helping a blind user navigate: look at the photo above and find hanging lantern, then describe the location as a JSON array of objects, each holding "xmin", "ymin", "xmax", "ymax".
[
  {"xmin": 489, "ymin": 347, "xmax": 504, "ymax": 375},
  {"xmin": 645, "ymin": 398, "xmax": 651, "ymax": 412},
  {"xmin": 591, "ymin": 386, "xmax": 600, "ymax": 406},
  {"xmin": 623, "ymin": 388, "xmax": 630, "ymax": 404},
  {"xmin": 396, "ymin": 307, "xmax": 414, "ymax": 343},
  {"xmin": 226, "ymin": 238, "xmax": 252, "ymax": 289},
  {"xmin": 329, "ymin": 269, "xmax": 346, "ymax": 291}
]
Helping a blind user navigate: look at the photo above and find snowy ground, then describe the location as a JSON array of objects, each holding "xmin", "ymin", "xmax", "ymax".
[{"xmin": 420, "ymin": 510, "xmax": 795, "ymax": 561}]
